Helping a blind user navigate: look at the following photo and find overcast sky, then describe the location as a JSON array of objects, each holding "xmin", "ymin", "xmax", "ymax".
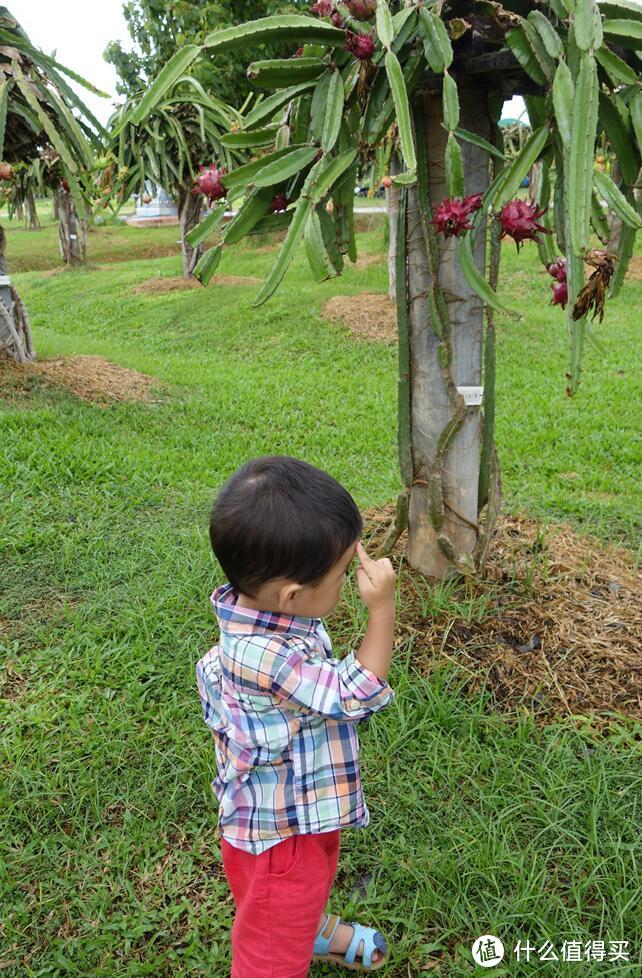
[
  {"xmin": 13, "ymin": 0, "xmax": 130, "ymax": 125},
  {"xmin": 13, "ymin": 0, "xmax": 528, "ymax": 125}
]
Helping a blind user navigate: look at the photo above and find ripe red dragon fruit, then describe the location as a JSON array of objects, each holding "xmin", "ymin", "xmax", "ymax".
[
  {"xmin": 498, "ymin": 199, "xmax": 551, "ymax": 251},
  {"xmin": 331, "ymin": 10, "xmax": 345, "ymax": 26},
  {"xmin": 345, "ymin": 29, "xmax": 375, "ymax": 60},
  {"xmin": 346, "ymin": 0, "xmax": 377, "ymax": 19},
  {"xmin": 192, "ymin": 163, "xmax": 227, "ymax": 202},
  {"xmin": 381, "ymin": 175, "xmax": 392, "ymax": 189},
  {"xmin": 60, "ymin": 179, "xmax": 71, "ymax": 194},
  {"xmin": 546, "ymin": 256, "xmax": 568, "ymax": 308},
  {"xmin": 269, "ymin": 192, "xmax": 288, "ymax": 213},
  {"xmin": 551, "ymin": 280, "xmax": 568, "ymax": 309},
  {"xmin": 547, "ymin": 257, "xmax": 567, "ymax": 283},
  {"xmin": 310, "ymin": 0, "xmax": 333, "ymax": 14},
  {"xmin": 431, "ymin": 193, "xmax": 483, "ymax": 239},
  {"xmin": 0, "ymin": 162, "xmax": 13, "ymax": 180}
]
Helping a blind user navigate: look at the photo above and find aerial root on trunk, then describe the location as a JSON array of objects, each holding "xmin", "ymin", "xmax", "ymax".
[{"xmin": 373, "ymin": 487, "xmax": 410, "ymax": 557}]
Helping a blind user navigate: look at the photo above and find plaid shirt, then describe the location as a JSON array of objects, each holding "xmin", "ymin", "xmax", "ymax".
[{"xmin": 196, "ymin": 582, "xmax": 395, "ymax": 855}]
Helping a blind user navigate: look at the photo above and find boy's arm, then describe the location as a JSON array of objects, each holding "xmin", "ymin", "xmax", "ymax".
[
  {"xmin": 270, "ymin": 632, "xmax": 395, "ymax": 722},
  {"xmin": 354, "ymin": 606, "xmax": 395, "ymax": 682}
]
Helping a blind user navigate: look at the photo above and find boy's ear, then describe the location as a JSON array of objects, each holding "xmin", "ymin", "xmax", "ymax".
[{"xmin": 278, "ymin": 581, "xmax": 303, "ymax": 611}]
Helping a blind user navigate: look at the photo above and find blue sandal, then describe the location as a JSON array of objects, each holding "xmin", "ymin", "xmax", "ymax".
[{"xmin": 312, "ymin": 912, "xmax": 388, "ymax": 971}]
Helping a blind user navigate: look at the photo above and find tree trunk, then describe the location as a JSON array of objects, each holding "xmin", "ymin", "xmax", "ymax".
[
  {"xmin": 52, "ymin": 193, "xmax": 59, "ymax": 222},
  {"xmin": 26, "ymin": 191, "xmax": 40, "ymax": 231},
  {"xmin": 0, "ymin": 229, "xmax": 35, "ymax": 363},
  {"xmin": 386, "ymin": 151, "xmax": 401, "ymax": 301},
  {"xmin": 402, "ymin": 87, "xmax": 499, "ymax": 579},
  {"xmin": 57, "ymin": 189, "xmax": 86, "ymax": 265},
  {"xmin": 179, "ymin": 186, "xmax": 203, "ymax": 278}
]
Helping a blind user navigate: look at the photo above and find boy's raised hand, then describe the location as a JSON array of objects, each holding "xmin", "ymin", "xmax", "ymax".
[{"xmin": 354, "ymin": 540, "xmax": 396, "ymax": 613}]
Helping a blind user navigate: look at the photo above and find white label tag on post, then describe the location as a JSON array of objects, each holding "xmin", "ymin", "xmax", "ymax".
[
  {"xmin": 70, "ymin": 234, "xmax": 77, "ymax": 240},
  {"xmin": 457, "ymin": 386, "xmax": 484, "ymax": 406}
]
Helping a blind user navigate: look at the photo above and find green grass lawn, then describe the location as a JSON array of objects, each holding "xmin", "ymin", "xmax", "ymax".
[{"xmin": 1, "ymin": 217, "xmax": 641, "ymax": 977}]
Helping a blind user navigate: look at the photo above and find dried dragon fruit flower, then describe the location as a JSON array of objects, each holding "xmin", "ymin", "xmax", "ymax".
[
  {"xmin": 547, "ymin": 257, "xmax": 567, "ymax": 283},
  {"xmin": 345, "ymin": 29, "xmax": 375, "ymax": 60},
  {"xmin": 192, "ymin": 163, "xmax": 227, "ymax": 202},
  {"xmin": 498, "ymin": 199, "xmax": 551, "ymax": 251},
  {"xmin": 571, "ymin": 249, "xmax": 616, "ymax": 324},
  {"xmin": 431, "ymin": 193, "xmax": 483, "ymax": 239},
  {"xmin": 310, "ymin": 0, "xmax": 333, "ymax": 15},
  {"xmin": 269, "ymin": 192, "xmax": 288, "ymax": 213},
  {"xmin": 551, "ymin": 280, "xmax": 568, "ymax": 309}
]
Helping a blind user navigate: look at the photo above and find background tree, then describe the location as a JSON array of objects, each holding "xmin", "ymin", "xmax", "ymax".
[
  {"xmin": 124, "ymin": 0, "xmax": 641, "ymax": 580},
  {"xmin": 1, "ymin": 159, "xmax": 41, "ymax": 230},
  {"xmin": 104, "ymin": 0, "xmax": 304, "ymax": 109},
  {"xmin": 105, "ymin": 80, "xmax": 241, "ymax": 276},
  {"xmin": 0, "ymin": 5, "xmax": 104, "ymax": 362}
]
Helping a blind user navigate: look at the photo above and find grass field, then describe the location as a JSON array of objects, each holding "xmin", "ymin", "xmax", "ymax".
[{"xmin": 1, "ymin": 213, "xmax": 641, "ymax": 977}]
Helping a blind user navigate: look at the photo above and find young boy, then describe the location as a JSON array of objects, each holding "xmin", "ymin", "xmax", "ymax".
[{"xmin": 196, "ymin": 455, "xmax": 397, "ymax": 976}]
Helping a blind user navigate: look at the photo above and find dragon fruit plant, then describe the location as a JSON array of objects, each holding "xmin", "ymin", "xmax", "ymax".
[{"xmin": 131, "ymin": 0, "xmax": 641, "ymax": 579}]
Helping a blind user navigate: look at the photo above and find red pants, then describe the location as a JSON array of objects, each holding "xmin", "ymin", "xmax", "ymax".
[{"xmin": 221, "ymin": 829, "xmax": 341, "ymax": 978}]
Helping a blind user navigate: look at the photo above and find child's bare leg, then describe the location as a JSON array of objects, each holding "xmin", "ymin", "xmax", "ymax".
[{"xmin": 316, "ymin": 909, "xmax": 385, "ymax": 964}]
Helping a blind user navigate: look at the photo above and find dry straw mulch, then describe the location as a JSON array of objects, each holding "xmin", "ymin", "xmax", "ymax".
[
  {"xmin": 324, "ymin": 292, "xmax": 397, "ymax": 345},
  {"xmin": 626, "ymin": 256, "xmax": 642, "ymax": 281},
  {"xmin": 356, "ymin": 503, "xmax": 641, "ymax": 732},
  {"xmin": 132, "ymin": 274, "xmax": 261, "ymax": 295},
  {"xmin": 0, "ymin": 355, "xmax": 162, "ymax": 405},
  {"xmin": 354, "ymin": 252, "xmax": 383, "ymax": 269}
]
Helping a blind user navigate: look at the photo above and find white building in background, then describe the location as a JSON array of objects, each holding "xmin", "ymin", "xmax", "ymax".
[{"xmin": 135, "ymin": 182, "xmax": 177, "ymax": 220}]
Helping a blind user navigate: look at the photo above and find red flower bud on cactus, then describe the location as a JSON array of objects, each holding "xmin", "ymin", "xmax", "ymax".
[
  {"xmin": 381, "ymin": 175, "xmax": 392, "ymax": 188},
  {"xmin": 498, "ymin": 199, "xmax": 551, "ymax": 251},
  {"xmin": 431, "ymin": 193, "xmax": 484, "ymax": 239},
  {"xmin": 331, "ymin": 10, "xmax": 345, "ymax": 26},
  {"xmin": 0, "ymin": 162, "xmax": 13, "ymax": 181},
  {"xmin": 345, "ymin": 29, "xmax": 375, "ymax": 60},
  {"xmin": 310, "ymin": 0, "xmax": 333, "ymax": 14},
  {"xmin": 193, "ymin": 163, "xmax": 227, "ymax": 202},
  {"xmin": 269, "ymin": 192, "xmax": 288, "ymax": 213},
  {"xmin": 547, "ymin": 256, "xmax": 567, "ymax": 283},
  {"xmin": 346, "ymin": 0, "xmax": 377, "ymax": 19},
  {"xmin": 551, "ymin": 280, "xmax": 568, "ymax": 309}
]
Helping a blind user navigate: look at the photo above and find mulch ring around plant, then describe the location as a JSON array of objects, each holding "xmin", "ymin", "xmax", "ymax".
[
  {"xmin": 349, "ymin": 503, "xmax": 641, "ymax": 732},
  {"xmin": 0, "ymin": 355, "xmax": 163, "ymax": 405},
  {"xmin": 132, "ymin": 274, "xmax": 261, "ymax": 294},
  {"xmin": 324, "ymin": 292, "xmax": 397, "ymax": 345},
  {"xmin": 626, "ymin": 256, "xmax": 642, "ymax": 281},
  {"xmin": 354, "ymin": 252, "xmax": 382, "ymax": 269}
]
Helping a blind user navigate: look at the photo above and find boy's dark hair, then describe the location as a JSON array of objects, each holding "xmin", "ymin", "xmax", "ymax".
[{"xmin": 209, "ymin": 455, "xmax": 363, "ymax": 599}]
